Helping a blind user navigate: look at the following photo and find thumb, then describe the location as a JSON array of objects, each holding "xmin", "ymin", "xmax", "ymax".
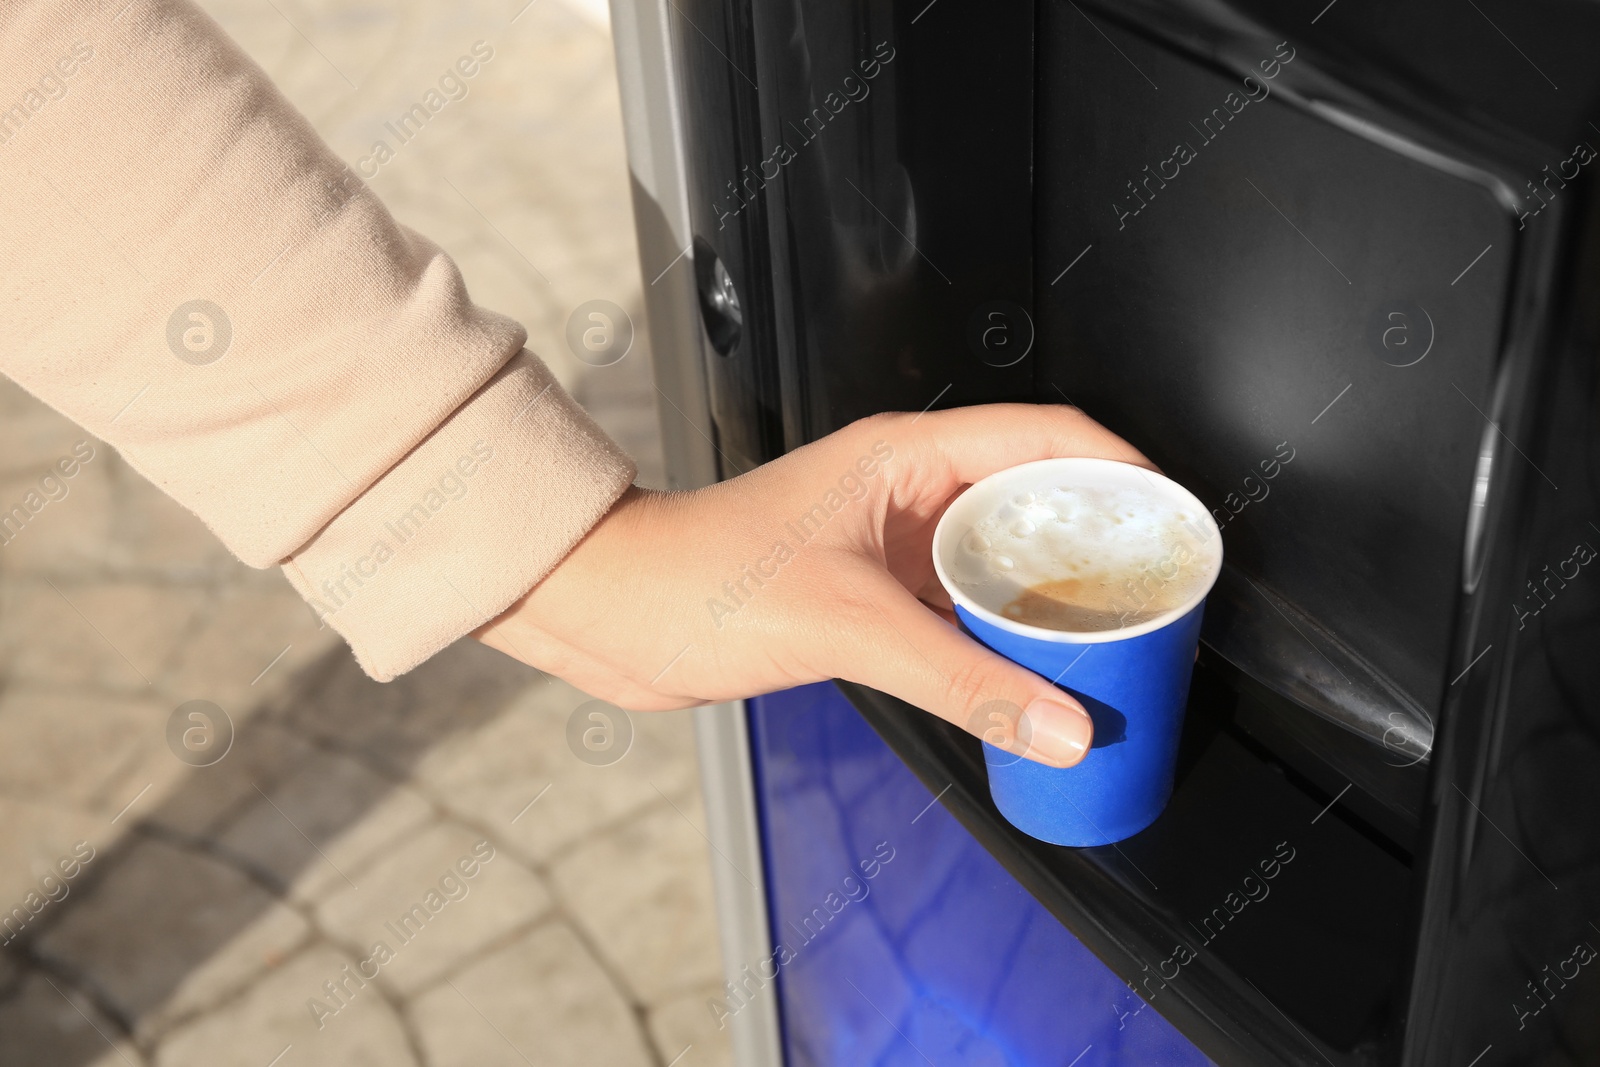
[{"xmin": 836, "ymin": 574, "xmax": 1094, "ymax": 767}]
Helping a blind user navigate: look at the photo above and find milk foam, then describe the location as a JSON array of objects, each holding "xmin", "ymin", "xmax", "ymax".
[{"xmin": 946, "ymin": 484, "xmax": 1220, "ymax": 632}]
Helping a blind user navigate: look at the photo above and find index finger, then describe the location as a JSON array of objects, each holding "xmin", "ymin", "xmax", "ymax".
[{"xmin": 905, "ymin": 403, "xmax": 1158, "ymax": 486}]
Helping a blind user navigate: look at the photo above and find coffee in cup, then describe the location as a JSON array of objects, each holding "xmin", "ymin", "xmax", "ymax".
[{"xmin": 944, "ymin": 483, "xmax": 1218, "ymax": 636}]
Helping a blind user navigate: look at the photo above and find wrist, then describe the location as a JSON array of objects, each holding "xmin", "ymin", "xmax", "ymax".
[{"xmin": 477, "ymin": 483, "xmax": 663, "ymax": 638}]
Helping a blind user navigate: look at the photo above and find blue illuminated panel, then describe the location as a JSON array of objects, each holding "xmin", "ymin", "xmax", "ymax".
[{"xmin": 747, "ymin": 683, "xmax": 1213, "ymax": 1067}]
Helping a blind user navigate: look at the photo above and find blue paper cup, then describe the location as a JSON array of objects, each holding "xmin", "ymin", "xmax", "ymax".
[{"xmin": 931, "ymin": 458, "xmax": 1223, "ymax": 847}]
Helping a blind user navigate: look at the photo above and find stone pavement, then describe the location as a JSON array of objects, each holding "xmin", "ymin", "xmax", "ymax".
[{"xmin": 0, "ymin": 1, "xmax": 727, "ymax": 1065}]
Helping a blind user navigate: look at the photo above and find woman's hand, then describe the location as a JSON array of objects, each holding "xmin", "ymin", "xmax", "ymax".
[{"xmin": 476, "ymin": 404, "xmax": 1154, "ymax": 767}]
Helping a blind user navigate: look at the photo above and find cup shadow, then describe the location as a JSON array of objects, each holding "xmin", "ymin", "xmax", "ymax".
[{"xmin": 1074, "ymin": 693, "xmax": 1128, "ymax": 749}]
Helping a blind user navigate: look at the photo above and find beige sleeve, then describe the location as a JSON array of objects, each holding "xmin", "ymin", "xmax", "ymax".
[{"xmin": 0, "ymin": 0, "xmax": 637, "ymax": 680}]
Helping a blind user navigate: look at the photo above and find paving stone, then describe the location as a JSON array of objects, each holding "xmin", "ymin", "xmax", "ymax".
[
  {"xmin": 550, "ymin": 797, "xmax": 724, "ymax": 1005},
  {"xmin": 0, "ymin": 377, "xmax": 40, "ymax": 419},
  {"xmin": 314, "ymin": 821, "xmax": 550, "ymax": 996},
  {"xmin": 215, "ymin": 748, "xmax": 435, "ymax": 902},
  {"xmin": 0, "ymin": 947, "xmax": 19, "ymax": 997},
  {"xmin": 144, "ymin": 904, "xmax": 313, "ymax": 1042},
  {"xmin": 100, "ymin": 456, "xmax": 237, "ymax": 576},
  {"xmin": 36, "ymin": 837, "xmax": 309, "ymax": 1029},
  {"xmin": 162, "ymin": 578, "xmax": 339, "ymax": 713},
  {"xmin": 409, "ymin": 920, "xmax": 654, "ymax": 1067},
  {"xmin": 103, "ymin": 719, "xmax": 318, "ymax": 842},
  {"xmin": 0, "ymin": 689, "xmax": 169, "ymax": 812},
  {"xmin": 0, "ymin": 399, "xmax": 94, "ymax": 478},
  {"xmin": 66, "ymin": 580, "xmax": 213, "ymax": 684},
  {"xmin": 0, "ymin": 458, "xmax": 116, "ymax": 575},
  {"xmin": 154, "ymin": 945, "xmax": 417, "ymax": 1067},
  {"xmin": 0, "ymin": 582, "xmax": 139, "ymax": 694},
  {"xmin": 0, "ymin": 578, "xmax": 209, "ymax": 691},
  {"xmin": 0, "ymin": 973, "xmax": 144, "ymax": 1067},
  {"xmin": 275, "ymin": 639, "xmax": 531, "ymax": 777},
  {"xmin": 0, "ymin": 798, "xmax": 112, "ymax": 944},
  {"xmin": 413, "ymin": 676, "xmax": 699, "ymax": 867},
  {"xmin": 648, "ymin": 984, "xmax": 737, "ymax": 1067}
]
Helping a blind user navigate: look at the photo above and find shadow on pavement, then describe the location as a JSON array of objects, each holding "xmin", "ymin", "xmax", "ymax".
[{"xmin": 0, "ymin": 637, "xmax": 536, "ymax": 1064}]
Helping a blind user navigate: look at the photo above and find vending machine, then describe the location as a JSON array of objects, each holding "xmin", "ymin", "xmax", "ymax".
[{"xmin": 608, "ymin": 1, "xmax": 1600, "ymax": 1063}]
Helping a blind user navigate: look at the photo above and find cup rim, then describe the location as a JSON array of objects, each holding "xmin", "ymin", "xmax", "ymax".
[{"xmin": 931, "ymin": 457, "xmax": 1224, "ymax": 644}]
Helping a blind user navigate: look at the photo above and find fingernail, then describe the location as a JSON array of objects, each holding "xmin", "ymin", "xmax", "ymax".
[{"xmin": 1020, "ymin": 696, "xmax": 1093, "ymax": 767}]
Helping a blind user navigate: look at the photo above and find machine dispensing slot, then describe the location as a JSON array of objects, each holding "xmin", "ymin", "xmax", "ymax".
[{"xmin": 1203, "ymin": 564, "xmax": 1434, "ymax": 763}]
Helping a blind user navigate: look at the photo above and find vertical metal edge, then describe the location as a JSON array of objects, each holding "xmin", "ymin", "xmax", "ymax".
[
  {"xmin": 608, "ymin": 2, "xmax": 785, "ymax": 1064},
  {"xmin": 691, "ymin": 701, "xmax": 785, "ymax": 1067},
  {"xmin": 608, "ymin": 0, "xmax": 720, "ymax": 493}
]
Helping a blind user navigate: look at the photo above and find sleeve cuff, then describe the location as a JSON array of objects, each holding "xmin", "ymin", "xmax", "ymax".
[{"xmin": 279, "ymin": 349, "xmax": 637, "ymax": 681}]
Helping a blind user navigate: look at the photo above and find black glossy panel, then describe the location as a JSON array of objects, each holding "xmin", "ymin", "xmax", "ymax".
[
  {"xmin": 671, "ymin": 0, "xmax": 784, "ymax": 470},
  {"xmin": 1225, "ymin": 0, "xmax": 1600, "ymax": 152},
  {"xmin": 1036, "ymin": 11, "xmax": 1512, "ymax": 719},
  {"xmin": 841, "ymin": 666, "xmax": 1413, "ymax": 1066},
  {"xmin": 1403, "ymin": 233, "xmax": 1600, "ymax": 1066},
  {"xmin": 745, "ymin": 4, "xmax": 1037, "ymax": 446}
]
